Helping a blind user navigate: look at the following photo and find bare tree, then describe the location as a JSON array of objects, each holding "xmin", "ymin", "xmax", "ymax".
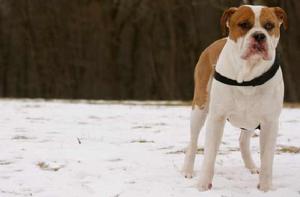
[{"xmin": 0, "ymin": 0, "xmax": 298, "ymax": 101}]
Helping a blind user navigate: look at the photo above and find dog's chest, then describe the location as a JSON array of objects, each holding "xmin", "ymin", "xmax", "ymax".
[
  {"xmin": 226, "ymin": 87, "xmax": 268, "ymax": 130},
  {"xmin": 211, "ymin": 59, "xmax": 284, "ymax": 130}
]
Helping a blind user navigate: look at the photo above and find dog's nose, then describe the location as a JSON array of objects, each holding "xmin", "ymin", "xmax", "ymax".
[{"xmin": 252, "ymin": 32, "xmax": 266, "ymax": 42}]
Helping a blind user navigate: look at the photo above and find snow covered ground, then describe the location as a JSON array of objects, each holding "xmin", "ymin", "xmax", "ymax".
[{"xmin": 0, "ymin": 99, "xmax": 299, "ymax": 197}]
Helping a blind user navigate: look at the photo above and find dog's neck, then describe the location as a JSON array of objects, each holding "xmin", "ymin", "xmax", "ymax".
[{"xmin": 215, "ymin": 39, "xmax": 276, "ymax": 83}]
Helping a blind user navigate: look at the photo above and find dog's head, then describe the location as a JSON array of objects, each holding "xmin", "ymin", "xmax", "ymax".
[{"xmin": 221, "ymin": 5, "xmax": 287, "ymax": 62}]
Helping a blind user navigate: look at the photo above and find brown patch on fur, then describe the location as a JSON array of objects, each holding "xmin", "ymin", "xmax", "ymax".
[
  {"xmin": 220, "ymin": 7, "xmax": 238, "ymax": 36},
  {"xmin": 228, "ymin": 6, "xmax": 255, "ymax": 42},
  {"xmin": 273, "ymin": 7, "xmax": 288, "ymax": 30},
  {"xmin": 192, "ymin": 38, "xmax": 227, "ymax": 109},
  {"xmin": 260, "ymin": 7, "xmax": 282, "ymax": 37}
]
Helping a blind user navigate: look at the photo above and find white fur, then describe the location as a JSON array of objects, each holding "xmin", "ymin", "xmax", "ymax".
[
  {"xmin": 183, "ymin": 5, "xmax": 284, "ymax": 192},
  {"xmin": 239, "ymin": 130, "xmax": 260, "ymax": 174},
  {"xmin": 247, "ymin": 5, "xmax": 264, "ymax": 26},
  {"xmin": 182, "ymin": 106, "xmax": 207, "ymax": 178}
]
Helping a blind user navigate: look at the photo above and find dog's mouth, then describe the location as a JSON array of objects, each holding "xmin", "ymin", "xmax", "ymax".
[{"xmin": 241, "ymin": 42, "xmax": 270, "ymax": 60}]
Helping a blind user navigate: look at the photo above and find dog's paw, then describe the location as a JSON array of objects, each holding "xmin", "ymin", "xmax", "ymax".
[
  {"xmin": 183, "ymin": 172, "xmax": 193, "ymax": 179},
  {"xmin": 257, "ymin": 182, "xmax": 271, "ymax": 192},
  {"xmin": 181, "ymin": 161, "xmax": 194, "ymax": 179},
  {"xmin": 249, "ymin": 167, "xmax": 260, "ymax": 174},
  {"xmin": 198, "ymin": 182, "xmax": 212, "ymax": 191},
  {"xmin": 198, "ymin": 175, "xmax": 213, "ymax": 191},
  {"xmin": 181, "ymin": 168, "xmax": 193, "ymax": 179},
  {"xmin": 197, "ymin": 171, "xmax": 213, "ymax": 191},
  {"xmin": 258, "ymin": 174, "xmax": 272, "ymax": 192}
]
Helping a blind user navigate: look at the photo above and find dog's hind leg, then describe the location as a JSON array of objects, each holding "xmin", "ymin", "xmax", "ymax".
[
  {"xmin": 182, "ymin": 39, "xmax": 226, "ymax": 179},
  {"xmin": 182, "ymin": 106, "xmax": 208, "ymax": 178},
  {"xmin": 239, "ymin": 130, "xmax": 259, "ymax": 174}
]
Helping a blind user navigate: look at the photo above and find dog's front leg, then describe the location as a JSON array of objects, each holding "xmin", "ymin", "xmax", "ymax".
[
  {"xmin": 198, "ymin": 114, "xmax": 225, "ymax": 191},
  {"xmin": 258, "ymin": 120, "xmax": 279, "ymax": 192}
]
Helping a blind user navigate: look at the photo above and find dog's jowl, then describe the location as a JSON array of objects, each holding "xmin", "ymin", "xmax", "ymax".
[{"xmin": 182, "ymin": 5, "xmax": 287, "ymax": 192}]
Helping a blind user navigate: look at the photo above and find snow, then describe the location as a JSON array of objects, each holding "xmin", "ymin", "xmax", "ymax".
[{"xmin": 0, "ymin": 99, "xmax": 299, "ymax": 197}]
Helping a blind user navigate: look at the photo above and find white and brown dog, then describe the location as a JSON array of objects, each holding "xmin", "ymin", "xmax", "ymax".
[{"xmin": 182, "ymin": 5, "xmax": 287, "ymax": 192}]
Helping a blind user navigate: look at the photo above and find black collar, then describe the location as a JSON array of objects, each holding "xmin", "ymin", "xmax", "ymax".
[{"xmin": 214, "ymin": 54, "xmax": 280, "ymax": 87}]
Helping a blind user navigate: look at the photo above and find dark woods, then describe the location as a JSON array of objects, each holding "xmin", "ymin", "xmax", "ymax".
[{"xmin": 0, "ymin": 0, "xmax": 298, "ymax": 101}]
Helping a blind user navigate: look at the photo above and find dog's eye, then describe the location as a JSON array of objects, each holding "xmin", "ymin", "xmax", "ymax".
[
  {"xmin": 264, "ymin": 22, "xmax": 275, "ymax": 31},
  {"xmin": 238, "ymin": 21, "xmax": 252, "ymax": 30}
]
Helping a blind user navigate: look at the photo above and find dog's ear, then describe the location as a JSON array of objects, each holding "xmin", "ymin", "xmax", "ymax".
[
  {"xmin": 220, "ymin": 7, "xmax": 238, "ymax": 36},
  {"xmin": 273, "ymin": 7, "xmax": 288, "ymax": 30}
]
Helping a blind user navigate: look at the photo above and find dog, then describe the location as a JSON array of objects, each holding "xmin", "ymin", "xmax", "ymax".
[{"xmin": 182, "ymin": 5, "xmax": 287, "ymax": 192}]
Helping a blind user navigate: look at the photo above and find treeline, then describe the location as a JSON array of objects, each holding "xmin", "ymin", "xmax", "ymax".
[{"xmin": 0, "ymin": 0, "xmax": 298, "ymax": 101}]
